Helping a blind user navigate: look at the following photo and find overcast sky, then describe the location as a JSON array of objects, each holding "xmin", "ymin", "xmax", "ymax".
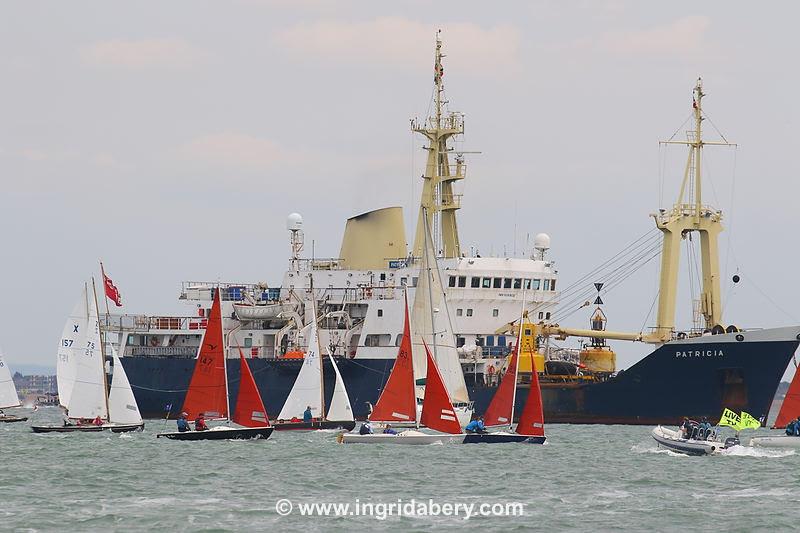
[{"xmin": 1, "ymin": 1, "xmax": 798, "ymax": 376}]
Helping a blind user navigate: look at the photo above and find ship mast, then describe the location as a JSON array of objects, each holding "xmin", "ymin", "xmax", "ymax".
[
  {"xmin": 411, "ymin": 31, "xmax": 466, "ymax": 259},
  {"xmin": 651, "ymin": 78, "xmax": 734, "ymax": 341}
]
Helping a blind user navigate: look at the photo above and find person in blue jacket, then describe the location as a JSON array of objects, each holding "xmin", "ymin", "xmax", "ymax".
[
  {"xmin": 303, "ymin": 406, "xmax": 313, "ymax": 424},
  {"xmin": 465, "ymin": 416, "xmax": 488, "ymax": 434},
  {"xmin": 383, "ymin": 424, "xmax": 398, "ymax": 435},
  {"xmin": 787, "ymin": 417, "xmax": 800, "ymax": 436},
  {"xmin": 177, "ymin": 412, "xmax": 191, "ymax": 432}
]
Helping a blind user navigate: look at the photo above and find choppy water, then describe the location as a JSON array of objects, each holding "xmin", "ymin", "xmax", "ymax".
[{"xmin": 1, "ymin": 406, "xmax": 798, "ymax": 532}]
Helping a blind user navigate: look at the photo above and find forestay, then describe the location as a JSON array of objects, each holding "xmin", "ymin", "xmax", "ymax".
[
  {"xmin": 410, "ymin": 216, "xmax": 469, "ymax": 404},
  {"xmin": 66, "ymin": 292, "xmax": 108, "ymax": 420},
  {"xmin": 57, "ymin": 287, "xmax": 90, "ymax": 409},
  {"xmin": 107, "ymin": 344, "xmax": 143, "ymax": 425},
  {"xmin": 0, "ymin": 347, "xmax": 21, "ymax": 409},
  {"xmin": 278, "ymin": 314, "xmax": 323, "ymax": 420}
]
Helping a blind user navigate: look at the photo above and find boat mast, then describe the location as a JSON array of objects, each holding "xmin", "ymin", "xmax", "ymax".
[
  {"xmin": 309, "ymin": 275, "xmax": 325, "ymax": 420},
  {"xmin": 219, "ymin": 288, "xmax": 231, "ymax": 422},
  {"xmin": 411, "ymin": 31, "xmax": 466, "ymax": 259},
  {"xmin": 652, "ymin": 78, "xmax": 735, "ymax": 341},
  {"xmin": 91, "ymin": 278, "xmax": 111, "ymax": 421},
  {"xmin": 511, "ymin": 294, "xmax": 526, "ymax": 431},
  {"xmin": 423, "ymin": 208, "xmax": 438, "ymax": 365}
]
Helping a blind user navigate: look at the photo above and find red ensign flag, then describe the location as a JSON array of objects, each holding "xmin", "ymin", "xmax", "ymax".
[{"xmin": 103, "ymin": 270, "xmax": 122, "ymax": 307}]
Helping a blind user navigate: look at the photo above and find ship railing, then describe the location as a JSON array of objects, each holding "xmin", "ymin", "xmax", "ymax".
[
  {"xmin": 103, "ymin": 314, "xmax": 210, "ymax": 332},
  {"xmin": 654, "ymin": 203, "xmax": 723, "ymax": 224},
  {"xmin": 180, "ymin": 281, "xmax": 282, "ymax": 303}
]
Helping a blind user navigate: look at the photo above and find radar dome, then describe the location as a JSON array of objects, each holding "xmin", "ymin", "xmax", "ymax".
[
  {"xmin": 534, "ymin": 233, "xmax": 551, "ymax": 250},
  {"xmin": 286, "ymin": 213, "xmax": 303, "ymax": 231}
]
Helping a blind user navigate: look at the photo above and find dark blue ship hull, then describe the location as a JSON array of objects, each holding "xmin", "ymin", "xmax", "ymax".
[{"xmin": 122, "ymin": 333, "xmax": 798, "ymax": 425}]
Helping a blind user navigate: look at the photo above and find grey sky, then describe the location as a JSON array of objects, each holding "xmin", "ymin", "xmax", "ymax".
[{"xmin": 1, "ymin": 1, "xmax": 798, "ymax": 376}]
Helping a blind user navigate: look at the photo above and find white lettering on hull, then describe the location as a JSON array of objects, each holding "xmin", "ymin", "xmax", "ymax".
[{"xmin": 675, "ymin": 350, "xmax": 724, "ymax": 358}]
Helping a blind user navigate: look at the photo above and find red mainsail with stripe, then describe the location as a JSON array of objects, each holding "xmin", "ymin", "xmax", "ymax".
[
  {"xmin": 774, "ymin": 366, "xmax": 800, "ymax": 429},
  {"xmin": 181, "ymin": 290, "xmax": 228, "ymax": 420},
  {"xmin": 233, "ymin": 349, "xmax": 270, "ymax": 427},
  {"xmin": 483, "ymin": 351, "xmax": 518, "ymax": 427},
  {"xmin": 420, "ymin": 340, "xmax": 462, "ymax": 434},
  {"xmin": 369, "ymin": 293, "xmax": 416, "ymax": 423}
]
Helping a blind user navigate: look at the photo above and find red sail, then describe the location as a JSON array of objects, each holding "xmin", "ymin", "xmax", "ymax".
[
  {"xmin": 773, "ymin": 367, "xmax": 800, "ymax": 428},
  {"xmin": 484, "ymin": 351, "xmax": 518, "ymax": 427},
  {"xmin": 181, "ymin": 290, "xmax": 228, "ymax": 420},
  {"xmin": 233, "ymin": 349, "xmax": 270, "ymax": 427},
  {"xmin": 420, "ymin": 340, "xmax": 462, "ymax": 434},
  {"xmin": 516, "ymin": 355, "xmax": 545, "ymax": 437},
  {"xmin": 369, "ymin": 293, "xmax": 416, "ymax": 423}
]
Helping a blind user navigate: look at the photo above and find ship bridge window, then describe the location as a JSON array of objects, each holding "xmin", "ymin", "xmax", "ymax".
[
  {"xmin": 532, "ymin": 279, "xmax": 541, "ymax": 290},
  {"xmin": 458, "ymin": 276, "xmax": 466, "ymax": 287},
  {"xmin": 543, "ymin": 279, "xmax": 551, "ymax": 291},
  {"xmin": 456, "ymin": 309, "xmax": 463, "ymax": 317},
  {"xmin": 503, "ymin": 278, "xmax": 512, "ymax": 289},
  {"xmin": 492, "ymin": 309, "xmax": 499, "ymax": 317},
  {"xmin": 482, "ymin": 278, "xmax": 492, "ymax": 289},
  {"xmin": 545, "ymin": 312, "xmax": 551, "ymax": 320},
  {"xmin": 244, "ymin": 338, "xmax": 252, "ymax": 348},
  {"xmin": 466, "ymin": 309, "xmax": 473, "ymax": 317},
  {"xmin": 395, "ymin": 334, "xmax": 403, "ymax": 346},
  {"xmin": 551, "ymin": 279, "xmax": 557, "ymax": 291},
  {"xmin": 538, "ymin": 312, "xmax": 544, "ymax": 319},
  {"xmin": 498, "ymin": 335, "xmax": 506, "ymax": 346},
  {"xmin": 380, "ymin": 273, "xmax": 386, "ymax": 281},
  {"xmin": 471, "ymin": 277, "xmax": 480, "ymax": 288},
  {"xmin": 400, "ymin": 277, "xmax": 407, "ymax": 286},
  {"xmin": 449, "ymin": 276, "xmax": 457, "ymax": 288},
  {"xmin": 486, "ymin": 336, "xmax": 495, "ymax": 347},
  {"xmin": 524, "ymin": 279, "xmax": 532, "ymax": 290},
  {"xmin": 377, "ymin": 309, "xmax": 383, "ymax": 317},
  {"xmin": 456, "ymin": 336, "xmax": 466, "ymax": 348},
  {"xmin": 513, "ymin": 278, "xmax": 522, "ymax": 289},
  {"xmin": 493, "ymin": 277, "xmax": 502, "ymax": 288},
  {"xmin": 364, "ymin": 334, "xmax": 391, "ymax": 347}
]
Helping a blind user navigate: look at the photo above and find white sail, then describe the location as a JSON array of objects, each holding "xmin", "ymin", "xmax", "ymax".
[
  {"xmin": 57, "ymin": 286, "xmax": 91, "ymax": 409},
  {"xmin": 326, "ymin": 352, "xmax": 354, "ymax": 421},
  {"xmin": 66, "ymin": 290, "xmax": 108, "ymax": 419},
  {"xmin": 277, "ymin": 315, "xmax": 323, "ymax": 420},
  {"xmin": 0, "ymin": 347, "xmax": 21, "ymax": 409},
  {"xmin": 410, "ymin": 215, "xmax": 470, "ymax": 404},
  {"xmin": 107, "ymin": 344, "xmax": 142, "ymax": 425}
]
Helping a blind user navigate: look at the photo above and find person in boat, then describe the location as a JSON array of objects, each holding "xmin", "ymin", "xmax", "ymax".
[
  {"xmin": 383, "ymin": 424, "xmax": 398, "ymax": 435},
  {"xmin": 177, "ymin": 412, "xmax": 191, "ymax": 432},
  {"xmin": 359, "ymin": 421, "xmax": 374, "ymax": 435},
  {"xmin": 303, "ymin": 406, "xmax": 313, "ymax": 424},
  {"xmin": 195, "ymin": 413, "xmax": 209, "ymax": 431},
  {"xmin": 699, "ymin": 417, "xmax": 712, "ymax": 440},
  {"xmin": 92, "ymin": 416, "xmax": 103, "ymax": 426},
  {"xmin": 465, "ymin": 416, "xmax": 488, "ymax": 434},
  {"xmin": 680, "ymin": 417, "xmax": 699, "ymax": 439},
  {"xmin": 786, "ymin": 417, "xmax": 800, "ymax": 436}
]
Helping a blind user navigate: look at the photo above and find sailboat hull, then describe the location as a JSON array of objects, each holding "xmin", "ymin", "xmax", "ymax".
[
  {"xmin": 340, "ymin": 430, "xmax": 464, "ymax": 445},
  {"xmin": 156, "ymin": 426, "xmax": 274, "ymax": 441},
  {"xmin": 31, "ymin": 422, "xmax": 144, "ymax": 433},
  {"xmin": 462, "ymin": 433, "xmax": 546, "ymax": 444},
  {"xmin": 272, "ymin": 420, "xmax": 356, "ymax": 431},
  {"xmin": 0, "ymin": 415, "xmax": 28, "ymax": 423}
]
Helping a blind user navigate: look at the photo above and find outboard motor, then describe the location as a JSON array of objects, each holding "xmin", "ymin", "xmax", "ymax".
[{"xmin": 724, "ymin": 436, "xmax": 740, "ymax": 449}]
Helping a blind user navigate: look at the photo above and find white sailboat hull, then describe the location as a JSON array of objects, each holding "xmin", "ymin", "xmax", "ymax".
[
  {"xmin": 340, "ymin": 429, "xmax": 465, "ymax": 445},
  {"xmin": 750, "ymin": 435, "xmax": 800, "ymax": 448}
]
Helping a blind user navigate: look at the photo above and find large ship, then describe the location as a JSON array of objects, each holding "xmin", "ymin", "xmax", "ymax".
[{"xmin": 107, "ymin": 37, "xmax": 799, "ymax": 424}]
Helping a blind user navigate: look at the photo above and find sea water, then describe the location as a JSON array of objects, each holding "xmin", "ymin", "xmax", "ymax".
[{"xmin": 1, "ymin": 407, "xmax": 797, "ymax": 532}]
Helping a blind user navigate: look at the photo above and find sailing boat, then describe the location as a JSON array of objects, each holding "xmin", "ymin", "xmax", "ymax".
[
  {"xmin": 157, "ymin": 288, "xmax": 273, "ymax": 440},
  {"xmin": 32, "ymin": 281, "xmax": 144, "ymax": 433},
  {"xmin": 0, "ymin": 347, "xmax": 27, "ymax": 423},
  {"xmin": 272, "ymin": 309, "xmax": 355, "ymax": 431},
  {"xmin": 340, "ymin": 295, "xmax": 466, "ymax": 444},
  {"xmin": 463, "ymin": 311, "xmax": 547, "ymax": 444},
  {"xmin": 772, "ymin": 366, "xmax": 800, "ymax": 430}
]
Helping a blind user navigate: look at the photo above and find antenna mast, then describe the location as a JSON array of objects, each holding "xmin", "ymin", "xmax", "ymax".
[
  {"xmin": 651, "ymin": 78, "xmax": 735, "ymax": 340},
  {"xmin": 411, "ymin": 31, "xmax": 466, "ymax": 259}
]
